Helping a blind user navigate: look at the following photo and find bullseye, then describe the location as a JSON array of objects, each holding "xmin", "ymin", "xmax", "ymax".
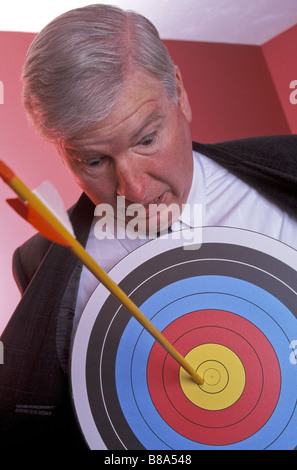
[
  {"xmin": 179, "ymin": 343, "xmax": 246, "ymax": 410},
  {"xmin": 203, "ymin": 367, "xmax": 221, "ymax": 386}
]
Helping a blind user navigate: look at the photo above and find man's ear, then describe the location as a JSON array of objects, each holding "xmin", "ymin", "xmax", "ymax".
[{"xmin": 174, "ymin": 65, "xmax": 192, "ymax": 123}]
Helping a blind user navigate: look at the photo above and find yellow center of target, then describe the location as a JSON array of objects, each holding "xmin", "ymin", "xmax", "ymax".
[{"xmin": 179, "ymin": 344, "xmax": 246, "ymax": 411}]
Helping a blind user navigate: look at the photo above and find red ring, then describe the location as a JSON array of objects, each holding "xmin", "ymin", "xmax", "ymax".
[{"xmin": 147, "ymin": 310, "xmax": 281, "ymax": 446}]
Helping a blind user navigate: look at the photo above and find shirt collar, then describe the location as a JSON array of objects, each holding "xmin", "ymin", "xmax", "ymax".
[{"xmin": 171, "ymin": 151, "xmax": 206, "ymax": 231}]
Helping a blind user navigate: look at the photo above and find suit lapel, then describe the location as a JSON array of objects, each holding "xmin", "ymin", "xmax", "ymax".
[{"xmin": 56, "ymin": 193, "xmax": 95, "ymax": 372}]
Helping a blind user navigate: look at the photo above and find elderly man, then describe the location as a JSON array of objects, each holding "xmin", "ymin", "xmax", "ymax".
[{"xmin": 0, "ymin": 4, "xmax": 297, "ymax": 448}]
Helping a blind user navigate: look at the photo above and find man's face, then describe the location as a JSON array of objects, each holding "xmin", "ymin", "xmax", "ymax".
[{"xmin": 62, "ymin": 68, "xmax": 193, "ymax": 233}]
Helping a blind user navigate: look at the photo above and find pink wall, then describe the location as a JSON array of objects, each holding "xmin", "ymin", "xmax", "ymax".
[
  {"xmin": 0, "ymin": 28, "xmax": 295, "ymax": 333},
  {"xmin": 0, "ymin": 32, "xmax": 81, "ymax": 333},
  {"xmin": 262, "ymin": 23, "xmax": 297, "ymax": 134},
  {"xmin": 164, "ymin": 39, "xmax": 290, "ymax": 143}
]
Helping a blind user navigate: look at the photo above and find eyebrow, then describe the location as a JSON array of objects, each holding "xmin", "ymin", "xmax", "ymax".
[{"xmin": 131, "ymin": 112, "xmax": 165, "ymax": 142}]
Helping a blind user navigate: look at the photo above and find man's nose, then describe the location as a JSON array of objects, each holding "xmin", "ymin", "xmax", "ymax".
[{"xmin": 115, "ymin": 155, "xmax": 149, "ymax": 203}]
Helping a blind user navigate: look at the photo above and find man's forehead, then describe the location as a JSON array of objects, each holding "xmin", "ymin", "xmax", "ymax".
[
  {"xmin": 71, "ymin": 107, "xmax": 165, "ymax": 152},
  {"xmin": 68, "ymin": 70, "xmax": 170, "ymax": 149},
  {"xmin": 73, "ymin": 104, "xmax": 167, "ymax": 150}
]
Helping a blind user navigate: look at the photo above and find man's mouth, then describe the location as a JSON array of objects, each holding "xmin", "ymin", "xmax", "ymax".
[
  {"xmin": 116, "ymin": 191, "xmax": 175, "ymax": 234},
  {"xmin": 123, "ymin": 192, "xmax": 166, "ymax": 210},
  {"xmin": 143, "ymin": 192, "xmax": 166, "ymax": 208}
]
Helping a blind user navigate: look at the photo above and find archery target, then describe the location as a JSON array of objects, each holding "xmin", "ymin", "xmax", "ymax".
[{"xmin": 70, "ymin": 227, "xmax": 297, "ymax": 450}]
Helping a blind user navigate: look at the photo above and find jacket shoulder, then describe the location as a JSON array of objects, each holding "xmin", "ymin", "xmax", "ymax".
[
  {"xmin": 12, "ymin": 192, "xmax": 95, "ymax": 294},
  {"xmin": 194, "ymin": 134, "xmax": 297, "ymax": 167},
  {"xmin": 193, "ymin": 135, "xmax": 297, "ymax": 217},
  {"xmin": 13, "ymin": 233, "xmax": 52, "ymax": 294}
]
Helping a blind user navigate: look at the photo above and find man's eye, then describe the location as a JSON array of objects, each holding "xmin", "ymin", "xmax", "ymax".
[
  {"xmin": 139, "ymin": 132, "xmax": 156, "ymax": 146},
  {"xmin": 88, "ymin": 159, "xmax": 101, "ymax": 167},
  {"xmin": 81, "ymin": 157, "xmax": 102, "ymax": 168}
]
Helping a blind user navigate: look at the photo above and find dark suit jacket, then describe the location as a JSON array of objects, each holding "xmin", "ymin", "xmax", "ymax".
[{"xmin": 1, "ymin": 135, "xmax": 297, "ymax": 448}]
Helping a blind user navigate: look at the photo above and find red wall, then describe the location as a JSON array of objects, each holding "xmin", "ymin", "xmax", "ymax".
[
  {"xmin": 0, "ymin": 28, "xmax": 295, "ymax": 333},
  {"xmin": 262, "ymin": 23, "xmax": 297, "ymax": 134},
  {"xmin": 0, "ymin": 32, "xmax": 81, "ymax": 333},
  {"xmin": 165, "ymin": 40, "xmax": 290, "ymax": 143}
]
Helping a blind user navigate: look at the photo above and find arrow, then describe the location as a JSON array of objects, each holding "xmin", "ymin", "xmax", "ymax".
[{"xmin": 0, "ymin": 159, "xmax": 204, "ymax": 385}]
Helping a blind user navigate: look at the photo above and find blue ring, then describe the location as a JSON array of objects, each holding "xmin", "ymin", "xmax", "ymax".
[{"xmin": 116, "ymin": 275, "xmax": 297, "ymax": 449}]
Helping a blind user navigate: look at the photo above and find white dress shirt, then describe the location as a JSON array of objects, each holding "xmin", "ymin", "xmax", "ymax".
[{"xmin": 73, "ymin": 150, "xmax": 297, "ymax": 329}]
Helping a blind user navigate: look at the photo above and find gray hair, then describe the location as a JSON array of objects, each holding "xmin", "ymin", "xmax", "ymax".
[{"xmin": 22, "ymin": 3, "xmax": 178, "ymax": 144}]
